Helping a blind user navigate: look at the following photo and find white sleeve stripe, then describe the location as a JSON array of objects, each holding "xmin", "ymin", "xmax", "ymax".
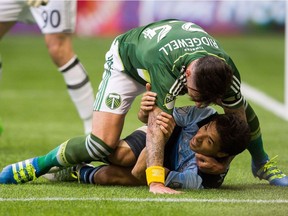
[{"xmin": 222, "ymin": 97, "xmax": 243, "ymax": 107}]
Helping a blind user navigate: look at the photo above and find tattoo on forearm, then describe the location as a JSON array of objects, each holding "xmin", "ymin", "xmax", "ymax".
[{"xmin": 146, "ymin": 108, "xmax": 165, "ymax": 167}]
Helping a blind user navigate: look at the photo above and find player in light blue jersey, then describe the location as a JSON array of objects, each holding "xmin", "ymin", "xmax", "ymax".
[
  {"xmin": 0, "ymin": 87, "xmax": 250, "ymax": 193},
  {"xmin": 44, "ymin": 98, "xmax": 249, "ymax": 191}
]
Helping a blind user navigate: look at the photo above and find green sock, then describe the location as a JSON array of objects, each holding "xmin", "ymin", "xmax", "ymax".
[
  {"xmin": 36, "ymin": 137, "xmax": 86, "ymax": 176},
  {"xmin": 36, "ymin": 135, "xmax": 108, "ymax": 177},
  {"xmin": 36, "ymin": 146, "xmax": 62, "ymax": 176},
  {"xmin": 245, "ymin": 102, "xmax": 268, "ymax": 165},
  {"xmin": 247, "ymin": 135, "xmax": 268, "ymax": 165}
]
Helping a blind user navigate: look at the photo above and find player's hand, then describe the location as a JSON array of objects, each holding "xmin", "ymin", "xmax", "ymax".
[
  {"xmin": 26, "ymin": 0, "xmax": 49, "ymax": 7},
  {"xmin": 140, "ymin": 83, "xmax": 157, "ymax": 113},
  {"xmin": 138, "ymin": 83, "xmax": 157, "ymax": 123},
  {"xmin": 195, "ymin": 153, "xmax": 233, "ymax": 175},
  {"xmin": 156, "ymin": 112, "xmax": 175, "ymax": 137},
  {"xmin": 149, "ymin": 182, "xmax": 182, "ymax": 194}
]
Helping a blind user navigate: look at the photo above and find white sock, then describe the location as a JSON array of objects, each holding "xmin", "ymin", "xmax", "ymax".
[{"xmin": 59, "ymin": 56, "xmax": 94, "ymax": 134}]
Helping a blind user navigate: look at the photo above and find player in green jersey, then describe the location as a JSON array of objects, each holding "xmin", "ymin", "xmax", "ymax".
[{"xmin": 0, "ymin": 19, "xmax": 286, "ymax": 194}]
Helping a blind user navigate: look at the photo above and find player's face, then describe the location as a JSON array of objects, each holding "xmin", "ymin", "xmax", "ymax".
[
  {"xmin": 189, "ymin": 121, "xmax": 221, "ymax": 157},
  {"xmin": 186, "ymin": 85, "xmax": 203, "ymax": 106},
  {"xmin": 186, "ymin": 64, "xmax": 208, "ymax": 108}
]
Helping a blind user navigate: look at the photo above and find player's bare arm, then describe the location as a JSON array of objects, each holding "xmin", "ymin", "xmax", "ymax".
[
  {"xmin": 146, "ymin": 106, "xmax": 181, "ymax": 194},
  {"xmin": 146, "ymin": 107, "xmax": 165, "ymax": 167}
]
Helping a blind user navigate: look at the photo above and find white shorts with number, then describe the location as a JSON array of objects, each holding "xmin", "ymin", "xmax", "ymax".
[
  {"xmin": 0, "ymin": 0, "xmax": 76, "ymax": 34},
  {"xmin": 93, "ymin": 39, "xmax": 146, "ymax": 114}
]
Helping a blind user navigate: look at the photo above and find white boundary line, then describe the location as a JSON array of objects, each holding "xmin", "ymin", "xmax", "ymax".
[
  {"xmin": 0, "ymin": 197, "xmax": 288, "ymax": 204},
  {"xmin": 242, "ymin": 83, "xmax": 288, "ymax": 121}
]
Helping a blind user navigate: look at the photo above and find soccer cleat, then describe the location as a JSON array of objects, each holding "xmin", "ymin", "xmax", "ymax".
[
  {"xmin": 0, "ymin": 159, "xmax": 37, "ymax": 184},
  {"xmin": 252, "ymin": 155, "xmax": 288, "ymax": 186},
  {"xmin": 43, "ymin": 166, "xmax": 79, "ymax": 182},
  {"xmin": 43, "ymin": 163, "xmax": 95, "ymax": 182}
]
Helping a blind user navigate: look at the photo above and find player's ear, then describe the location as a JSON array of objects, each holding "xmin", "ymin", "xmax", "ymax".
[
  {"xmin": 216, "ymin": 152, "xmax": 229, "ymax": 158},
  {"xmin": 185, "ymin": 67, "xmax": 191, "ymax": 77}
]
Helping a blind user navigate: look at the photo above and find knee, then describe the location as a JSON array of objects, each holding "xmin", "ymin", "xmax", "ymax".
[
  {"xmin": 45, "ymin": 34, "xmax": 73, "ymax": 66},
  {"xmin": 108, "ymin": 140, "xmax": 136, "ymax": 166}
]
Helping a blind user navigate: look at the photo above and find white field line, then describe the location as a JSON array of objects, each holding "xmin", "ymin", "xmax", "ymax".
[
  {"xmin": 241, "ymin": 83, "xmax": 288, "ymax": 121},
  {"xmin": 0, "ymin": 197, "xmax": 288, "ymax": 204}
]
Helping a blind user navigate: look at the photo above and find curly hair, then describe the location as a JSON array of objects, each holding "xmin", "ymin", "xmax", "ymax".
[
  {"xmin": 194, "ymin": 55, "xmax": 233, "ymax": 105},
  {"xmin": 212, "ymin": 114, "xmax": 250, "ymax": 156}
]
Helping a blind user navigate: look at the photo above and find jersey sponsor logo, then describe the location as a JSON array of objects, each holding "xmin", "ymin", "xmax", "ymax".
[
  {"xmin": 164, "ymin": 93, "xmax": 176, "ymax": 110},
  {"xmin": 105, "ymin": 93, "xmax": 121, "ymax": 110}
]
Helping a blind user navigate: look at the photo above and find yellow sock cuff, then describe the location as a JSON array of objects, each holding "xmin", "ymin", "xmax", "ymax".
[{"xmin": 146, "ymin": 166, "xmax": 165, "ymax": 186}]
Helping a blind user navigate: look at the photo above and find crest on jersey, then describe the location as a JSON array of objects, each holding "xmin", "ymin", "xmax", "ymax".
[
  {"xmin": 164, "ymin": 93, "xmax": 176, "ymax": 110},
  {"xmin": 105, "ymin": 93, "xmax": 121, "ymax": 110}
]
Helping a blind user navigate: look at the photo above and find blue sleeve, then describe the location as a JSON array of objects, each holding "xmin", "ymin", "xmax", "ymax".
[
  {"xmin": 173, "ymin": 106, "xmax": 217, "ymax": 127},
  {"xmin": 165, "ymin": 169, "xmax": 204, "ymax": 189}
]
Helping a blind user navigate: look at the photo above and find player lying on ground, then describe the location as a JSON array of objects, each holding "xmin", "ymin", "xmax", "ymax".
[
  {"xmin": 0, "ymin": 90, "xmax": 250, "ymax": 193},
  {"xmin": 45, "ymin": 115, "xmax": 247, "ymax": 190}
]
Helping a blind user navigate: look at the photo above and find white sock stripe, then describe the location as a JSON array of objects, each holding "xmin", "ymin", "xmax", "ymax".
[
  {"xmin": 85, "ymin": 137, "xmax": 98, "ymax": 160},
  {"xmin": 89, "ymin": 135, "xmax": 111, "ymax": 156},
  {"xmin": 85, "ymin": 135, "xmax": 104, "ymax": 160},
  {"xmin": 58, "ymin": 55, "xmax": 77, "ymax": 72},
  {"xmin": 85, "ymin": 136, "xmax": 108, "ymax": 160}
]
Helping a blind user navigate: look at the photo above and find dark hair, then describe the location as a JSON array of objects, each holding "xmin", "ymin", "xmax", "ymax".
[
  {"xmin": 212, "ymin": 114, "xmax": 250, "ymax": 156},
  {"xmin": 194, "ymin": 56, "xmax": 233, "ymax": 105}
]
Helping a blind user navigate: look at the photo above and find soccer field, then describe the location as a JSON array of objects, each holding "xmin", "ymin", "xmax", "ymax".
[{"xmin": 0, "ymin": 34, "xmax": 288, "ymax": 216}]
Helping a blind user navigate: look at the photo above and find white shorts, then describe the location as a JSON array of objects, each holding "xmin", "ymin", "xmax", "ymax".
[
  {"xmin": 0, "ymin": 0, "xmax": 76, "ymax": 34},
  {"xmin": 93, "ymin": 39, "xmax": 146, "ymax": 114}
]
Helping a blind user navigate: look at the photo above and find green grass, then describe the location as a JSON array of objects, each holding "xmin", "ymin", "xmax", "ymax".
[{"xmin": 0, "ymin": 34, "xmax": 288, "ymax": 216}]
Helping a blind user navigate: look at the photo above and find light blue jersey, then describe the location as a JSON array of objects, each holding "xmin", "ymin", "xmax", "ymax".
[{"xmin": 165, "ymin": 106, "xmax": 216, "ymax": 189}]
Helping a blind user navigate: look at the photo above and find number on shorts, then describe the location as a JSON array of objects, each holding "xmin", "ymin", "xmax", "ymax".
[{"xmin": 41, "ymin": 10, "xmax": 61, "ymax": 29}]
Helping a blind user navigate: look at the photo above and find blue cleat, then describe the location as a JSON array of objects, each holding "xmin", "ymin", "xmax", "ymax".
[
  {"xmin": 0, "ymin": 158, "xmax": 38, "ymax": 184},
  {"xmin": 252, "ymin": 155, "xmax": 288, "ymax": 186}
]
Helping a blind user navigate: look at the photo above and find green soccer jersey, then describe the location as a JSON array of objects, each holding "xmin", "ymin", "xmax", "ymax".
[{"xmin": 117, "ymin": 19, "xmax": 242, "ymax": 114}]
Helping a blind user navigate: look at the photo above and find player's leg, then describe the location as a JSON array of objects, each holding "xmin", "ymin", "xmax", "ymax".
[
  {"xmin": 44, "ymin": 33, "xmax": 94, "ymax": 134},
  {"xmin": 0, "ymin": 0, "xmax": 35, "ymax": 69},
  {"xmin": 0, "ymin": 129, "xmax": 115, "ymax": 184},
  {"xmin": 245, "ymin": 99, "xmax": 288, "ymax": 186},
  {"xmin": 43, "ymin": 126, "xmax": 148, "ymax": 184},
  {"xmin": 0, "ymin": 22, "xmax": 16, "ymax": 40},
  {"xmin": 108, "ymin": 126, "xmax": 147, "ymax": 167},
  {"xmin": 92, "ymin": 165, "xmax": 144, "ymax": 186},
  {"xmin": 0, "ymin": 0, "xmax": 32, "ymax": 133},
  {"xmin": 0, "ymin": 31, "xmax": 144, "ymax": 184},
  {"xmin": 31, "ymin": 0, "xmax": 94, "ymax": 134},
  {"xmin": 0, "ymin": 109, "xmax": 126, "ymax": 184},
  {"xmin": 77, "ymin": 128, "xmax": 147, "ymax": 185}
]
